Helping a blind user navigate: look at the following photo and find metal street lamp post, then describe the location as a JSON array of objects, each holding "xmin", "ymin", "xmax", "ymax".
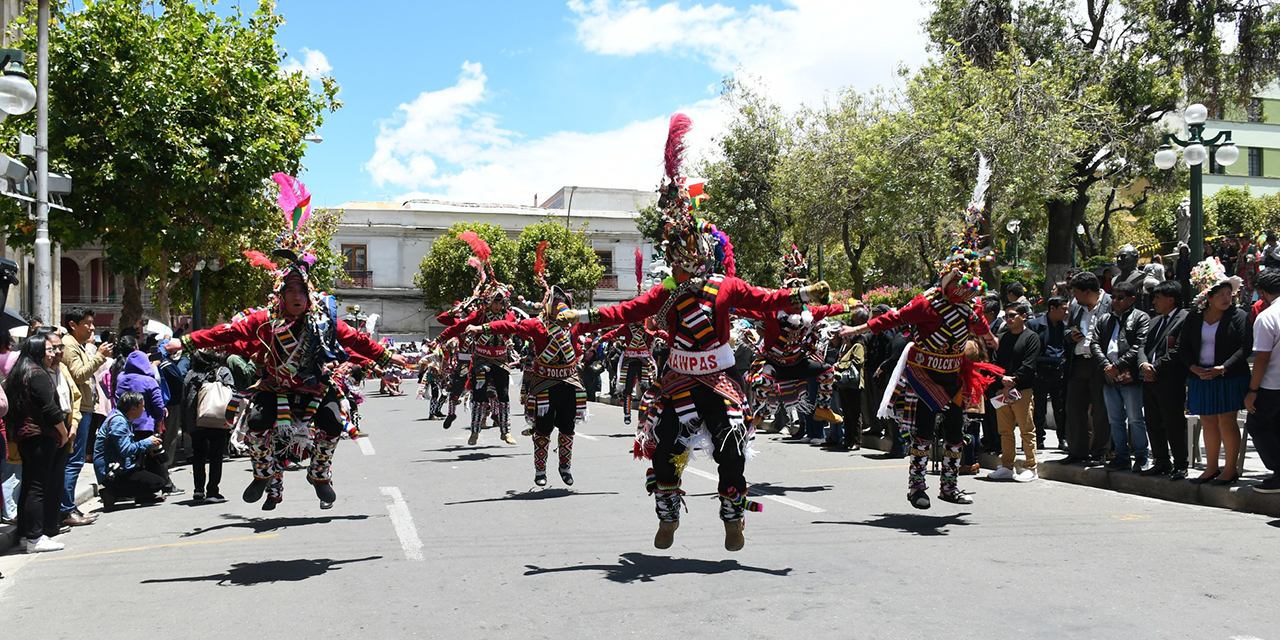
[
  {"xmin": 191, "ymin": 257, "xmax": 222, "ymax": 331},
  {"xmin": 1006, "ymin": 219, "xmax": 1022, "ymax": 267},
  {"xmin": 1154, "ymin": 102, "xmax": 1239, "ymax": 263}
]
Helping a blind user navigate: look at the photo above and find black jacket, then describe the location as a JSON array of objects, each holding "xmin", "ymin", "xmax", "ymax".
[
  {"xmin": 1027, "ymin": 315, "xmax": 1067, "ymax": 378},
  {"xmin": 1178, "ymin": 306, "xmax": 1253, "ymax": 379},
  {"xmin": 1090, "ymin": 306, "xmax": 1151, "ymax": 383},
  {"xmin": 992, "ymin": 329, "xmax": 1041, "ymax": 393},
  {"xmin": 1142, "ymin": 309, "xmax": 1188, "ymax": 388},
  {"xmin": 1066, "ymin": 293, "xmax": 1111, "ymax": 373}
]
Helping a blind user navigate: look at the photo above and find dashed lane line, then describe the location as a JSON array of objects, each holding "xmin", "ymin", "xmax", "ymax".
[
  {"xmin": 356, "ymin": 436, "xmax": 376, "ymax": 455},
  {"xmin": 684, "ymin": 467, "xmax": 827, "ymax": 514},
  {"xmin": 380, "ymin": 486, "xmax": 424, "ymax": 561},
  {"xmin": 31, "ymin": 533, "xmax": 280, "ymax": 563}
]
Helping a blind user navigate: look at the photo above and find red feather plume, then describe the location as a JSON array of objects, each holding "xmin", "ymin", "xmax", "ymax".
[
  {"xmin": 243, "ymin": 249, "xmax": 277, "ymax": 271},
  {"xmin": 664, "ymin": 113, "xmax": 693, "ymax": 182},
  {"xmin": 535, "ymin": 241, "xmax": 549, "ymax": 279},
  {"xmin": 634, "ymin": 248, "xmax": 643, "ymax": 291},
  {"xmin": 459, "ymin": 231, "xmax": 491, "ymax": 262}
]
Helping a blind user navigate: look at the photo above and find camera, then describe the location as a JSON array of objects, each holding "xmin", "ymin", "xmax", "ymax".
[{"xmin": 149, "ymin": 440, "xmax": 167, "ymax": 458}]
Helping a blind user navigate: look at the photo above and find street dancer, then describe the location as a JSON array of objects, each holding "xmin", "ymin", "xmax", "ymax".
[
  {"xmin": 169, "ymin": 173, "xmax": 405, "ymax": 510},
  {"xmin": 740, "ymin": 246, "xmax": 852, "ymax": 429},
  {"xmin": 556, "ymin": 114, "xmax": 830, "ymax": 551},
  {"xmin": 464, "ymin": 242, "xmax": 591, "ymax": 486},
  {"xmin": 842, "ymin": 156, "xmax": 1001, "ymax": 510},
  {"xmin": 437, "ymin": 232, "xmax": 518, "ymax": 446},
  {"xmin": 594, "ymin": 250, "xmax": 663, "ymax": 425}
]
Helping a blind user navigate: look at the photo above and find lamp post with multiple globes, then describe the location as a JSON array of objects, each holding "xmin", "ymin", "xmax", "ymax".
[{"xmin": 1154, "ymin": 102, "xmax": 1240, "ymax": 263}]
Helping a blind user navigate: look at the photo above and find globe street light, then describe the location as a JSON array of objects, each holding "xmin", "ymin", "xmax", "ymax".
[
  {"xmin": 0, "ymin": 49, "xmax": 36, "ymax": 116},
  {"xmin": 1153, "ymin": 102, "xmax": 1238, "ymax": 262}
]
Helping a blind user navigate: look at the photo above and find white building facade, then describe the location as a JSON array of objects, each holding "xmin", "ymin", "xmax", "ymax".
[{"xmin": 329, "ymin": 186, "xmax": 656, "ymax": 337}]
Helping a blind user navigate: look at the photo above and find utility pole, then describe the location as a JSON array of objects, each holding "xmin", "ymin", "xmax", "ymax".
[{"xmin": 32, "ymin": 0, "xmax": 48, "ymax": 322}]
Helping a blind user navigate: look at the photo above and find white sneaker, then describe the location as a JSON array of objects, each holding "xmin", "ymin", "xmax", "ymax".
[
  {"xmin": 987, "ymin": 466, "xmax": 1015, "ymax": 481},
  {"xmin": 1014, "ymin": 468, "xmax": 1038, "ymax": 482},
  {"xmin": 25, "ymin": 535, "xmax": 65, "ymax": 553}
]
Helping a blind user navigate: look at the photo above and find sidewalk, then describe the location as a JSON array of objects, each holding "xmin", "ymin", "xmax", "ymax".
[{"xmin": 0, "ymin": 464, "xmax": 98, "ymax": 555}]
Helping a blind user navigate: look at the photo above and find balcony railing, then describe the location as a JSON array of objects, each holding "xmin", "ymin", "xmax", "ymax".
[
  {"xmin": 596, "ymin": 273, "xmax": 619, "ymax": 290},
  {"xmin": 341, "ymin": 270, "xmax": 373, "ymax": 289}
]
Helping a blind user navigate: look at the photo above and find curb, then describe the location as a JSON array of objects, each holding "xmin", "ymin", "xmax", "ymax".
[{"xmin": 0, "ymin": 465, "xmax": 99, "ymax": 555}]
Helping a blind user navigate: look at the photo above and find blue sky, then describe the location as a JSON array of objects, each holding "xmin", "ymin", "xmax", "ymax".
[{"xmin": 263, "ymin": 0, "xmax": 932, "ymax": 207}]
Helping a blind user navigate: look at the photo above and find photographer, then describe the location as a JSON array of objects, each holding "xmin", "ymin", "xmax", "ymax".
[
  {"xmin": 93, "ymin": 391, "xmax": 165, "ymax": 508},
  {"xmin": 114, "ymin": 345, "xmax": 178, "ymax": 494}
]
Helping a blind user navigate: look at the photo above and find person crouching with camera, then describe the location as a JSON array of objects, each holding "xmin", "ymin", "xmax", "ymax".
[{"xmin": 93, "ymin": 391, "xmax": 165, "ymax": 510}]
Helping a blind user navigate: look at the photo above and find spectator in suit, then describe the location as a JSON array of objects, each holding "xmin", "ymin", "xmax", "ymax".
[
  {"xmin": 1245, "ymin": 269, "xmax": 1280, "ymax": 493},
  {"xmin": 1029, "ymin": 296, "xmax": 1069, "ymax": 449},
  {"xmin": 1140, "ymin": 280, "xmax": 1190, "ymax": 479},
  {"xmin": 1090, "ymin": 281, "xmax": 1152, "ymax": 471},
  {"xmin": 1180, "ymin": 259, "xmax": 1251, "ymax": 485},
  {"xmin": 1059, "ymin": 271, "xmax": 1112, "ymax": 465}
]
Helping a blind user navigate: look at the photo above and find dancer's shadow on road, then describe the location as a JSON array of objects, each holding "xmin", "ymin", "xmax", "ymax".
[
  {"xmin": 141, "ymin": 556, "xmax": 382, "ymax": 586},
  {"xmin": 813, "ymin": 512, "xmax": 972, "ymax": 537},
  {"xmin": 414, "ymin": 451, "xmax": 526, "ymax": 463},
  {"xmin": 524, "ymin": 552, "xmax": 792, "ymax": 583},
  {"xmin": 750, "ymin": 482, "xmax": 832, "ymax": 495},
  {"xmin": 444, "ymin": 488, "xmax": 618, "ymax": 505},
  {"xmin": 181, "ymin": 514, "xmax": 369, "ymax": 538},
  {"xmin": 423, "ymin": 445, "xmax": 505, "ymax": 452}
]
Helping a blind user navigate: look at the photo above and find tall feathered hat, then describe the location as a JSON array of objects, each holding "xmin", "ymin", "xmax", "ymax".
[
  {"xmin": 657, "ymin": 114, "xmax": 735, "ymax": 282},
  {"xmin": 782, "ymin": 244, "xmax": 809, "ymax": 288},
  {"xmin": 534, "ymin": 240, "xmax": 573, "ymax": 319},
  {"xmin": 936, "ymin": 153, "xmax": 996, "ymax": 298},
  {"xmin": 243, "ymin": 172, "xmax": 326, "ymax": 321},
  {"xmin": 459, "ymin": 230, "xmax": 510, "ymax": 305}
]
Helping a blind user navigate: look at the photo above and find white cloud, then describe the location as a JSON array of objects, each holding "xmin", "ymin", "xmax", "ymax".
[
  {"xmin": 364, "ymin": 2, "xmax": 933, "ymax": 206},
  {"xmin": 568, "ymin": 0, "xmax": 931, "ymax": 106},
  {"xmin": 282, "ymin": 47, "xmax": 333, "ymax": 78},
  {"xmin": 367, "ymin": 61, "xmax": 728, "ymax": 204}
]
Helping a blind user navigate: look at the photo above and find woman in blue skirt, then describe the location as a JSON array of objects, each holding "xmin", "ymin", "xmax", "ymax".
[{"xmin": 1179, "ymin": 258, "xmax": 1252, "ymax": 485}]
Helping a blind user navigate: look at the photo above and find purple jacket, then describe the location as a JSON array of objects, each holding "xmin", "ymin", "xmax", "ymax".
[{"xmin": 114, "ymin": 350, "xmax": 165, "ymax": 434}]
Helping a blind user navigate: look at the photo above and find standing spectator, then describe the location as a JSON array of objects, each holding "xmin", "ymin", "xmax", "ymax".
[
  {"xmin": 1, "ymin": 335, "xmax": 19, "ymax": 525},
  {"xmin": 1244, "ymin": 269, "xmax": 1280, "ymax": 493},
  {"xmin": 988, "ymin": 301, "xmax": 1041, "ymax": 481},
  {"xmin": 834, "ymin": 307, "xmax": 870, "ymax": 451},
  {"xmin": 93, "ymin": 391, "xmax": 165, "ymax": 508},
  {"xmin": 1090, "ymin": 281, "xmax": 1152, "ymax": 471},
  {"xmin": 182, "ymin": 350, "xmax": 235, "ymax": 503},
  {"xmin": 1261, "ymin": 233, "xmax": 1280, "ymax": 271},
  {"xmin": 864, "ymin": 305, "xmax": 895, "ymax": 440},
  {"xmin": 1180, "ymin": 259, "xmax": 1251, "ymax": 485},
  {"xmin": 1059, "ymin": 271, "xmax": 1112, "ymax": 465},
  {"xmin": 1004, "ymin": 282, "xmax": 1028, "ymax": 307},
  {"xmin": 1029, "ymin": 296, "xmax": 1069, "ymax": 449},
  {"xmin": 60, "ymin": 307, "xmax": 111, "ymax": 527},
  {"xmin": 158, "ymin": 345, "xmax": 190, "ymax": 466},
  {"xmin": 3, "ymin": 333, "xmax": 69, "ymax": 553},
  {"xmin": 1175, "ymin": 243, "xmax": 1193, "ymax": 307},
  {"xmin": 1140, "ymin": 280, "xmax": 1190, "ymax": 479}
]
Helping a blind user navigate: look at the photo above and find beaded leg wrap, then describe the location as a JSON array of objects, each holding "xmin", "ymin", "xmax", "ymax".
[
  {"xmin": 940, "ymin": 442, "xmax": 964, "ymax": 495},
  {"xmin": 447, "ymin": 393, "xmax": 459, "ymax": 418},
  {"xmin": 532, "ymin": 432, "xmax": 551, "ymax": 473},
  {"xmin": 909, "ymin": 438, "xmax": 931, "ymax": 491},
  {"xmin": 267, "ymin": 472, "xmax": 284, "ymax": 501},
  {"xmin": 245, "ymin": 430, "xmax": 275, "ymax": 480},
  {"xmin": 647, "ymin": 468, "xmax": 685, "ymax": 522},
  {"xmin": 622, "ymin": 394, "xmax": 632, "ymax": 417},
  {"xmin": 493, "ymin": 400, "xmax": 511, "ymax": 435},
  {"xmin": 557, "ymin": 432, "xmax": 574, "ymax": 471},
  {"xmin": 308, "ymin": 434, "xmax": 340, "ymax": 483},
  {"xmin": 470, "ymin": 398, "xmax": 489, "ymax": 434},
  {"xmin": 815, "ymin": 366, "xmax": 836, "ymax": 409},
  {"xmin": 718, "ymin": 487, "xmax": 764, "ymax": 522}
]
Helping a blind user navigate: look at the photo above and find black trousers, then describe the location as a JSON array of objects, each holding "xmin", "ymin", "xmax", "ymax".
[
  {"xmin": 653, "ymin": 378, "xmax": 747, "ymax": 496},
  {"xmin": 472, "ymin": 364, "xmax": 510, "ymax": 403},
  {"xmin": 245, "ymin": 389, "xmax": 344, "ymax": 439},
  {"xmin": 1033, "ymin": 374, "xmax": 1067, "ymax": 443},
  {"xmin": 132, "ymin": 431, "xmax": 175, "ymax": 489},
  {"xmin": 1067, "ymin": 360, "xmax": 1111, "ymax": 458},
  {"xmin": 622, "ymin": 358, "xmax": 647, "ymax": 398},
  {"xmin": 532, "ymin": 382, "xmax": 578, "ymax": 437},
  {"xmin": 106, "ymin": 466, "xmax": 166, "ymax": 501},
  {"xmin": 912, "ymin": 399, "xmax": 965, "ymax": 445},
  {"xmin": 190, "ymin": 427, "xmax": 232, "ymax": 494},
  {"xmin": 1143, "ymin": 382, "xmax": 1189, "ymax": 470},
  {"xmin": 1245, "ymin": 388, "xmax": 1280, "ymax": 475},
  {"xmin": 17, "ymin": 435, "xmax": 63, "ymax": 540},
  {"xmin": 836, "ymin": 386, "xmax": 862, "ymax": 447}
]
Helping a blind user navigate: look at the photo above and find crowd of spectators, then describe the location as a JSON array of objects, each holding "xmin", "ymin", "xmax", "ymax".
[{"xmin": 1, "ymin": 309, "xmax": 257, "ymax": 556}]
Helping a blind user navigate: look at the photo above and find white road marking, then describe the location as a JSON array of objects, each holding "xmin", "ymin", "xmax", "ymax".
[
  {"xmin": 684, "ymin": 467, "xmax": 827, "ymax": 513},
  {"xmin": 356, "ymin": 437, "xmax": 376, "ymax": 456},
  {"xmin": 576, "ymin": 433, "xmax": 599, "ymax": 441},
  {"xmin": 380, "ymin": 486, "xmax": 424, "ymax": 561}
]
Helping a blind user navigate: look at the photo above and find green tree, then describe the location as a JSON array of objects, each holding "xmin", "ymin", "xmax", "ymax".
[
  {"xmin": 414, "ymin": 222, "xmax": 515, "ymax": 312},
  {"xmin": 0, "ymin": 0, "xmax": 340, "ymax": 330},
  {"xmin": 927, "ymin": 0, "xmax": 1280, "ymax": 284},
  {"xmin": 511, "ymin": 220, "xmax": 605, "ymax": 306}
]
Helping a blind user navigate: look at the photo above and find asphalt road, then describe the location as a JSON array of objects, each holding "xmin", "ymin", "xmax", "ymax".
[{"xmin": 2, "ymin": 379, "xmax": 1277, "ymax": 640}]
